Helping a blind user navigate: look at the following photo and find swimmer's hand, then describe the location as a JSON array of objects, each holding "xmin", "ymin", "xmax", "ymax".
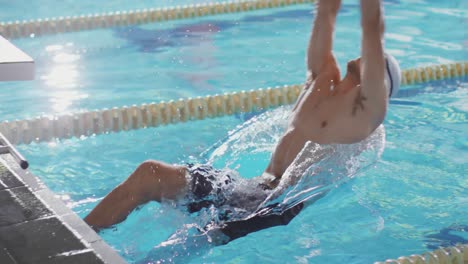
[
  {"xmin": 263, "ymin": 180, "xmax": 279, "ymax": 190},
  {"xmin": 259, "ymin": 173, "xmax": 281, "ymax": 190}
]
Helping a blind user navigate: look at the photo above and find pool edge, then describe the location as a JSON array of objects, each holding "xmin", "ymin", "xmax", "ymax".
[{"xmin": 0, "ymin": 152, "xmax": 127, "ymax": 264}]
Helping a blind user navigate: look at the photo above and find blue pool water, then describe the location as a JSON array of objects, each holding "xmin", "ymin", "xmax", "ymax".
[
  {"xmin": 0, "ymin": 0, "xmax": 230, "ymax": 22},
  {"xmin": 0, "ymin": 1, "xmax": 465, "ymax": 121},
  {"xmin": 1, "ymin": 0, "xmax": 466, "ymax": 263}
]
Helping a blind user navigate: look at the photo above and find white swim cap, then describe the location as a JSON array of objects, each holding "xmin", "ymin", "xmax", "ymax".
[{"xmin": 384, "ymin": 52, "xmax": 401, "ymax": 98}]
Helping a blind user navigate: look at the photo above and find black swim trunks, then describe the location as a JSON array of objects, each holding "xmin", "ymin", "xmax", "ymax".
[
  {"xmin": 183, "ymin": 163, "xmax": 305, "ymax": 244},
  {"xmin": 184, "ymin": 164, "xmax": 235, "ymax": 214}
]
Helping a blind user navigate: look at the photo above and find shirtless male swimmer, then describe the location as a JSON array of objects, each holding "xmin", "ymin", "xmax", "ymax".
[{"xmin": 85, "ymin": 0, "xmax": 401, "ymax": 242}]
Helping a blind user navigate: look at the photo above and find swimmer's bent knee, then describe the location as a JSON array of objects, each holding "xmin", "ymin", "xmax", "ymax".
[{"xmin": 127, "ymin": 160, "xmax": 188, "ymax": 201}]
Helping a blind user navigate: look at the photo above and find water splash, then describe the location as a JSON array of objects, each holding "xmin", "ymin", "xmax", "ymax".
[
  {"xmin": 204, "ymin": 105, "xmax": 291, "ymax": 177},
  {"xmin": 259, "ymin": 125, "xmax": 386, "ymax": 213},
  {"xmin": 143, "ymin": 106, "xmax": 386, "ymax": 263}
]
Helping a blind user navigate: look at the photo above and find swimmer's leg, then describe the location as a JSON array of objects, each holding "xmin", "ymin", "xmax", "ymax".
[
  {"xmin": 84, "ymin": 160, "xmax": 187, "ymax": 230},
  {"xmin": 211, "ymin": 191, "xmax": 329, "ymax": 244},
  {"xmin": 212, "ymin": 202, "xmax": 305, "ymax": 244}
]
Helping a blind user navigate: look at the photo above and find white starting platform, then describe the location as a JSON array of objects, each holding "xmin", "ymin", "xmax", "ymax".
[
  {"xmin": 0, "ymin": 34, "xmax": 34, "ymax": 169},
  {"xmin": 0, "ymin": 35, "xmax": 34, "ymax": 81}
]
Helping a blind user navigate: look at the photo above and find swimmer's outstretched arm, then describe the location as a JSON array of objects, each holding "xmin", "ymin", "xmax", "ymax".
[
  {"xmin": 358, "ymin": 0, "xmax": 387, "ymax": 130},
  {"xmin": 292, "ymin": 0, "xmax": 341, "ymax": 111},
  {"xmin": 265, "ymin": 0, "xmax": 342, "ymax": 185},
  {"xmin": 306, "ymin": 0, "xmax": 341, "ymax": 80},
  {"xmin": 259, "ymin": 142, "xmax": 332, "ymax": 207}
]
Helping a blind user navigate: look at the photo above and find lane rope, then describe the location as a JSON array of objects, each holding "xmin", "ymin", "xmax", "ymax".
[
  {"xmin": 0, "ymin": 61, "xmax": 466, "ymax": 145},
  {"xmin": 2, "ymin": 3, "xmax": 466, "ymax": 263},
  {"xmin": 0, "ymin": 0, "xmax": 315, "ymax": 39},
  {"xmin": 374, "ymin": 244, "xmax": 467, "ymax": 264}
]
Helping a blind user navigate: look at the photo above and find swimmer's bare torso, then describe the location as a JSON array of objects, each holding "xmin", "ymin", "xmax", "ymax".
[
  {"xmin": 264, "ymin": 57, "xmax": 386, "ymax": 188},
  {"xmin": 261, "ymin": 0, "xmax": 388, "ymax": 188}
]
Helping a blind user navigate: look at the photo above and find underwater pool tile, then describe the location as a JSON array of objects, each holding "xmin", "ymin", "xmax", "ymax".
[
  {"xmin": 0, "ymin": 217, "xmax": 86, "ymax": 263},
  {"xmin": 0, "ymin": 186, "xmax": 52, "ymax": 227}
]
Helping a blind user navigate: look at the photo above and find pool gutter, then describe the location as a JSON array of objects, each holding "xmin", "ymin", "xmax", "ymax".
[{"xmin": 0, "ymin": 152, "xmax": 127, "ymax": 264}]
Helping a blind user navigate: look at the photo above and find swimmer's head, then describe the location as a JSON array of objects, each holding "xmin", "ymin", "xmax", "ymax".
[
  {"xmin": 384, "ymin": 52, "xmax": 401, "ymax": 98},
  {"xmin": 344, "ymin": 53, "xmax": 401, "ymax": 99}
]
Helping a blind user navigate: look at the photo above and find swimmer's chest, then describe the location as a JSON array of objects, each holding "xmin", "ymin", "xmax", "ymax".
[{"xmin": 290, "ymin": 76, "xmax": 368, "ymax": 144}]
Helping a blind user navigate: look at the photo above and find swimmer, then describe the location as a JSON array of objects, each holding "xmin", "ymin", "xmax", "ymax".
[{"xmin": 85, "ymin": 0, "xmax": 401, "ymax": 242}]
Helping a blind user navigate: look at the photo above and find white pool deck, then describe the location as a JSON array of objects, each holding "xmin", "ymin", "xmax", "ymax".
[{"xmin": 0, "ymin": 35, "xmax": 34, "ymax": 81}]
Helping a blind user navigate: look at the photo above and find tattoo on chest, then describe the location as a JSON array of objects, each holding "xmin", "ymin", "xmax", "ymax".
[{"xmin": 352, "ymin": 91, "xmax": 367, "ymax": 116}]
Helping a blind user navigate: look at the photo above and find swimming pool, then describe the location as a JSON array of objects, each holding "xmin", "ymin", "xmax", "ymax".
[{"xmin": 2, "ymin": 0, "xmax": 467, "ymax": 263}]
